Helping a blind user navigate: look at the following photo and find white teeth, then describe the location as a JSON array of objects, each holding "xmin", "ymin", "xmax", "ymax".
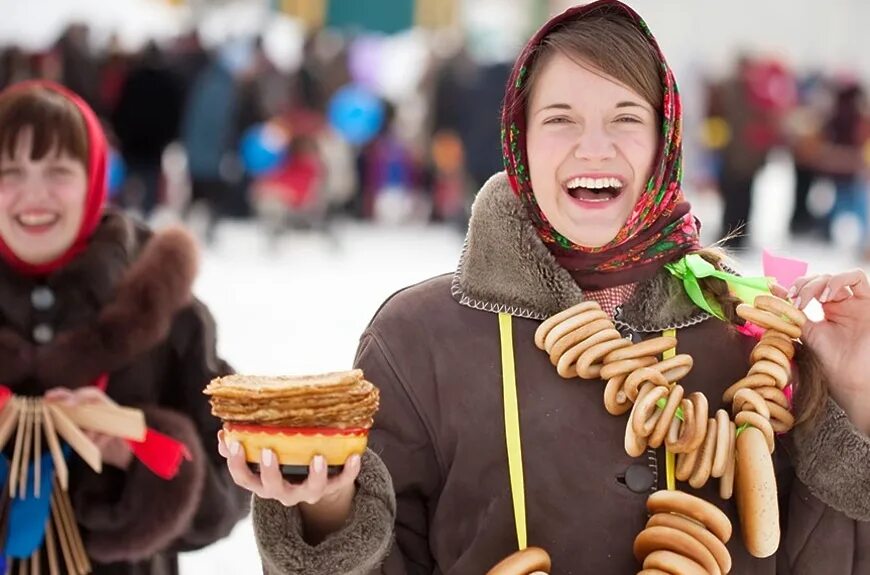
[
  {"xmin": 566, "ymin": 177, "xmax": 623, "ymax": 190},
  {"xmin": 18, "ymin": 213, "xmax": 58, "ymax": 226}
]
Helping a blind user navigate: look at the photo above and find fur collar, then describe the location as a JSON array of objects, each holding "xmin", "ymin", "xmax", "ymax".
[
  {"xmin": 451, "ymin": 172, "xmax": 710, "ymax": 332},
  {"xmin": 0, "ymin": 212, "xmax": 199, "ymax": 389}
]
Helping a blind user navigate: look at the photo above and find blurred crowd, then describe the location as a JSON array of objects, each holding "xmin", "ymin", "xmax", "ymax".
[
  {"xmin": 3, "ymin": 24, "xmax": 870, "ymax": 257},
  {"xmin": 0, "ymin": 22, "xmax": 509, "ymax": 243},
  {"xmin": 697, "ymin": 55, "xmax": 870, "ymax": 258}
]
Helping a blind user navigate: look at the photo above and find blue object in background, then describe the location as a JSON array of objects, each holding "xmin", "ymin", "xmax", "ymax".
[
  {"xmin": 328, "ymin": 84, "xmax": 385, "ymax": 146},
  {"xmin": 108, "ymin": 148, "xmax": 126, "ymax": 199},
  {"xmin": 240, "ymin": 124, "xmax": 289, "ymax": 176}
]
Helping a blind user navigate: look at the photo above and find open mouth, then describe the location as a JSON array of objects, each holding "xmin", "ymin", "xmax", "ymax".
[
  {"xmin": 564, "ymin": 176, "xmax": 624, "ymax": 203},
  {"xmin": 15, "ymin": 212, "xmax": 60, "ymax": 231}
]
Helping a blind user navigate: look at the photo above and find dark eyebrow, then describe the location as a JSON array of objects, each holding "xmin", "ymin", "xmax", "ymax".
[
  {"xmin": 616, "ymin": 101, "xmax": 652, "ymax": 111},
  {"xmin": 534, "ymin": 103, "xmax": 572, "ymax": 116}
]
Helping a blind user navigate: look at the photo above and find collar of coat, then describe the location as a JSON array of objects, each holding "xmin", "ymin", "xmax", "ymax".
[
  {"xmin": 451, "ymin": 172, "xmax": 711, "ymax": 333},
  {"xmin": 0, "ymin": 211, "xmax": 199, "ymax": 388}
]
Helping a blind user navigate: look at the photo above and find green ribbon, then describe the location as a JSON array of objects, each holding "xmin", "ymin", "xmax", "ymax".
[
  {"xmin": 735, "ymin": 422, "xmax": 751, "ymax": 437},
  {"xmin": 656, "ymin": 397, "xmax": 685, "ymax": 422},
  {"xmin": 664, "ymin": 254, "xmax": 772, "ymax": 320}
]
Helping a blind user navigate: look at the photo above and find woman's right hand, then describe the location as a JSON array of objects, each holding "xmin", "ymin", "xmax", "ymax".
[{"xmin": 218, "ymin": 430, "xmax": 361, "ymax": 542}]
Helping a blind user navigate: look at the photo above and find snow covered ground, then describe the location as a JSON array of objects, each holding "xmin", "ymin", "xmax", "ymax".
[{"xmin": 178, "ymin": 158, "xmax": 868, "ymax": 573}]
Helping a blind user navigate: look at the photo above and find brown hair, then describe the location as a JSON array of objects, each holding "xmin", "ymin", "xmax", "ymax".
[
  {"xmin": 0, "ymin": 85, "xmax": 88, "ymax": 166},
  {"xmin": 519, "ymin": 5, "xmax": 663, "ymax": 118},
  {"xmin": 693, "ymin": 246, "xmax": 828, "ymax": 429}
]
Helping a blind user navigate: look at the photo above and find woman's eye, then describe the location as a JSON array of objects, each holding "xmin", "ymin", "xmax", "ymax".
[
  {"xmin": 543, "ymin": 116, "xmax": 572, "ymax": 125},
  {"xmin": 0, "ymin": 167, "xmax": 22, "ymax": 178},
  {"xmin": 615, "ymin": 116, "xmax": 643, "ymax": 124}
]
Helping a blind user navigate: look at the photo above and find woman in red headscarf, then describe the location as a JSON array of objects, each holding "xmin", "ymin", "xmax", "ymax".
[
  {"xmin": 0, "ymin": 81, "xmax": 249, "ymax": 574},
  {"xmin": 226, "ymin": 2, "xmax": 870, "ymax": 574}
]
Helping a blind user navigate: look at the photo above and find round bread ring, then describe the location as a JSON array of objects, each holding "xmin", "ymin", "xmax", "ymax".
[
  {"xmin": 543, "ymin": 308, "xmax": 610, "ymax": 353},
  {"xmin": 600, "ymin": 356, "xmax": 658, "ymax": 381},
  {"xmin": 723, "ymin": 373, "xmax": 778, "ymax": 403},
  {"xmin": 643, "ymin": 550, "xmax": 707, "ymax": 575},
  {"xmin": 754, "ymin": 294, "xmax": 808, "ymax": 327},
  {"xmin": 486, "ymin": 546, "xmax": 552, "ymax": 575},
  {"xmin": 748, "ymin": 360, "xmax": 790, "ymax": 389},
  {"xmin": 735, "ymin": 426, "xmax": 780, "ymax": 558},
  {"xmin": 652, "ymin": 354, "xmax": 694, "ymax": 383},
  {"xmin": 547, "ymin": 317, "xmax": 614, "ymax": 364},
  {"xmin": 689, "ymin": 418, "xmax": 718, "ymax": 489},
  {"xmin": 633, "ymin": 525, "xmax": 721, "ymax": 575},
  {"xmin": 750, "ymin": 342, "xmax": 791, "ymax": 371},
  {"xmin": 632, "ymin": 385, "xmax": 670, "ymax": 438},
  {"xmin": 685, "ymin": 392, "xmax": 709, "ymax": 452},
  {"xmin": 647, "ymin": 513, "xmax": 732, "ymax": 574},
  {"xmin": 647, "ymin": 489, "xmax": 732, "ymax": 544},
  {"xmin": 604, "ymin": 375, "xmax": 632, "ymax": 416},
  {"xmin": 626, "ymin": 409, "xmax": 650, "ymax": 458},
  {"xmin": 573, "ymin": 336, "xmax": 633, "ymax": 379},
  {"xmin": 675, "ymin": 445, "xmax": 699, "ymax": 482},
  {"xmin": 555, "ymin": 328, "xmax": 622, "ymax": 379},
  {"xmin": 766, "ymin": 401, "xmax": 795, "ymax": 433},
  {"xmin": 626, "ymin": 383, "xmax": 656, "ymax": 457},
  {"xmin": 759, "ymin": 332, "xmax": 796, "ymax": 359},
  {"xmin": 711, "ymin": 409, "xmax": 733, "ymax": 478},
  {"xmin": 603, "ymin": 335, "xmax": 677, "ymax": 363},
  {"xmin": 736, "ymin": 304, "xmax": 803, "ymax": 339},
  {"xmin": 719, "ymin": 420, "xmax": 737, "ymax": 501},
  {"xmin": 666, "ymin": 398, "xmax": 696, "ymax": 453},
  {"xmin": 735, "ymin": 411, "xmax": 775, "ymax": 453},
  {"xmin": 637, "ymin": 570, "xmax": 670, "ymax": 575},
  {"xmin": 625, "ymin": 368, "xmax": 670, "ymax": 402},
  {"xmin": 649, "ymin": 385, "xmax": 685, "ymax": 448},
  {"xmin": 756, "ymin": 386, "xmax": 789, "ymax": 409},
  {"xmin": 535, "ymin": 301, "xmax": 602, "ymax": 349},
  {"xmin": 732, "ymin": 388, "xmax": 771, "ymax": 419}
]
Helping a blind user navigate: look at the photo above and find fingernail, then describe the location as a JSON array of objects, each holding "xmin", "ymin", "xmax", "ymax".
[
  {"xmin": 787, "ymin": 286, "xmax": 796, "ymax": 298},
  {"xmin": 820, "ymin": 287, "xmax": 830, "ymax": 303},
  {"xmin": 793, "ymin": 297, "xmax": 801, "ymax": 309},
  {"xmin": 261, "ymin": 449, "xmax": 273, "ymax": 467},
  {"xmin": 350, "ymin": 455, "xmax": 361, "ymax": 468},
  {"xmin": 229, "ymin": 441, "xmax": 240, "ymax": 456},
  {"xmin": 313, "ymin": 455, "xmax": 325, "ymax": 473}
]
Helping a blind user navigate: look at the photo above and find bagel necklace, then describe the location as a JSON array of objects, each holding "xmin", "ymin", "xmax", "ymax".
[{"xmin": 534, "ymin": 277, "xmax": 806, "ymax": 574}]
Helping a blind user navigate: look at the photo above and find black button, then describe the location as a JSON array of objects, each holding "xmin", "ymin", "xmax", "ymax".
[
  {"xmin": 33, "ymin": 324, "xmax": 54, "ymax": 344},
  {"xmin": 31, "ymin": 286, "xmax": 55, "ymax": 310},
  {"xmin": 625, "ymin": 463, "xmax": 656, "ymax": 493}
]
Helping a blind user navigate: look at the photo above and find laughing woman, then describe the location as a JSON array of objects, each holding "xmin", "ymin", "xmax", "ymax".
[{"xmin": 225, "ymin": 2, "xmax": 870, "ymax": 573}]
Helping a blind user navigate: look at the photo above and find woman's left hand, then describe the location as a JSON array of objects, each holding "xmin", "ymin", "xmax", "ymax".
[
  {"xmin": 782, "ymin": 269, "xmax": 870, "ymax": 433},
  {"xmin": 45, "ymin": 386, "xmax": 134, "ymax": 470}
]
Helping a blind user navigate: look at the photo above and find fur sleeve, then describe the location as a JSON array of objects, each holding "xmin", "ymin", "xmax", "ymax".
[
  {"xmin": 72, "ymin": 405, "xmax": 207, "ymax": 563},
  {"xmin": 789, "ymin": 397, "xmax": 870, "ymax": 520},
  {"xmin": 253, "ymin": 449, "xmax": 396, "ymax": 575}
]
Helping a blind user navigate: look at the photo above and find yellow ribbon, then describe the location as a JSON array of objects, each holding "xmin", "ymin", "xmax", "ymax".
[
  {"xmin": 499, "ymin": 313, "xmax": 527, "ymax": 550},
  {"xmin": 662, "ymin": 328, "xmax": 677, "ymax": 491}
]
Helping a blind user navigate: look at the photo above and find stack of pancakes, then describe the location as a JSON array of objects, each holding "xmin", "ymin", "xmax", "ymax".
[
  {"xmin": 205, "ymin": 369, "xmax": 379, "ymax": 429},
  {"xmin": 205, "ymin": 369, "xmax": 380, "ymax": 470}
]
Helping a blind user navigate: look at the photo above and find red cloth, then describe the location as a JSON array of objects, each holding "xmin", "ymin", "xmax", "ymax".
[
  {"xmin": 0, "ymin": 80, "xmax": 108, "ymax": 276},
  {"xmin": 255, "ymin": 153, "xmax": 322, "ymax": 209}
]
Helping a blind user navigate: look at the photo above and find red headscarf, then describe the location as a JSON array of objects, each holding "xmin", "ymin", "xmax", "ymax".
[
  {"xmin": 501, "ymin": 0, "xmax": 701, "ymax": 289},
  {"xmin": 0, "ymin": 80, "xmax": 107, "ymax": 277}
]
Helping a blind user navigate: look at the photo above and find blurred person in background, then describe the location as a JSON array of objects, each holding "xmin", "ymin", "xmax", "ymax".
[
  {"xmin": 709, "ymin": 56, "xmax": 790, "ymax": 248},
  {"xmin": 820, "ymin": 81, "xmax": 870, "ymax": 258},
  {"xmin": 111, "ymin": 42, "xmax": 184, "ymax": 218}
]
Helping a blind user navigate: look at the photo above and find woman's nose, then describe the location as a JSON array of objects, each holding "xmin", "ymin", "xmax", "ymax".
[{"xmin": 573, "ymin": 125, "xmax": 617, "ymax": 162}]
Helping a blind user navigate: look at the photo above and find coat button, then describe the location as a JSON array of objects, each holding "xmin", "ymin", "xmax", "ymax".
[
  {"xmin": 33, "ymin": 324, "xmax": 54, "ymax": 344},
  {"xmin": 31, "ymin": 286, "xmax": 56, "ymax": 310},
  {"xmin": 625, "ymin": 463, "xmax": 656, "ymax": 493}
]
